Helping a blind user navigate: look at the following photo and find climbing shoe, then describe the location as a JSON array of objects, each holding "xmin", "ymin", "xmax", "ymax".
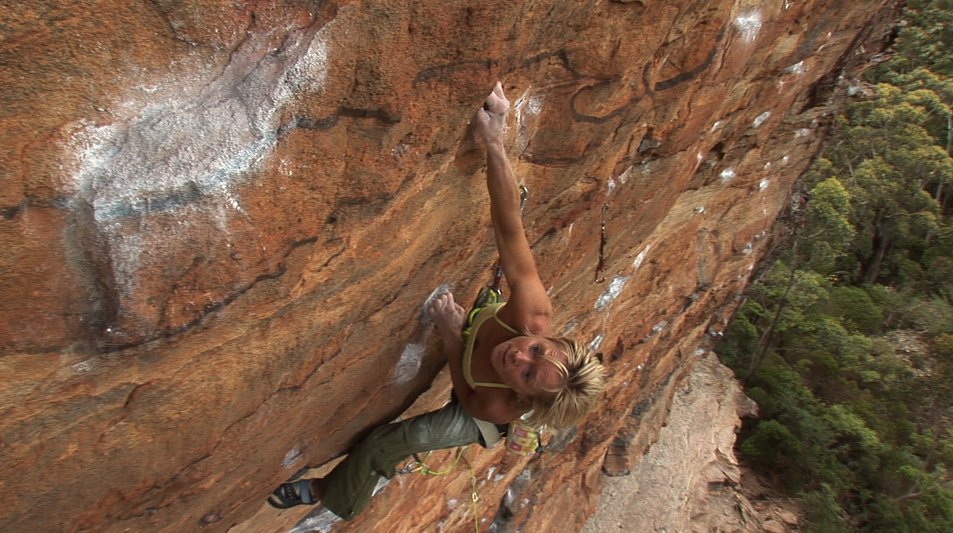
[{"xmin": 268, "ymin": 479, "xmax": 316, "ymax": 509}]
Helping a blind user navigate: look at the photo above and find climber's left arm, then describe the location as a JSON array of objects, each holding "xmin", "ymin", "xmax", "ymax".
[{"xmin": 473, "ymin": 82, "xmax": 552, "ymax": 334}]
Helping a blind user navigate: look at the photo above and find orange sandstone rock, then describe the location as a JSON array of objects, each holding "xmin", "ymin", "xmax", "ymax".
[{"xmin": 0, "ymin": 1, "xmax": 899, "ymax": 532}]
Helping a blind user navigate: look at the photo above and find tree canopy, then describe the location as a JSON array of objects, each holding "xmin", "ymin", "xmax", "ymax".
[{"xmin": 719, "ymin": 2, "xmax": 953, "ymax": 531}]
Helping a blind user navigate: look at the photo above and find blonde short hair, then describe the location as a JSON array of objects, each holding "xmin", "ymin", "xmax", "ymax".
[{"xmin": 524, "ymin": 337, "xmax": 606, "ymax": 430}]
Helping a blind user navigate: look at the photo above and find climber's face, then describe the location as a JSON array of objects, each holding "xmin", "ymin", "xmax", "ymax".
[{"xmin": 490, "ymin": 335, "xmax": 567, "ymax": 399}]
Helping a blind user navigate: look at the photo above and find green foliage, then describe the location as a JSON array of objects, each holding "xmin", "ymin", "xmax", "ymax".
[
  {"xmin": 718, "ymin": 3, "xmax": 953, "ymax": 530},
  {"xmin": 818, "ymin": 81, "xmax": 952, "ymax": 287},
  {"xmin": 934, "ymin": 334, "xmax": 953, "ymax": 360},
  {"xmin": 879, "ymin": 0, "xmax": 953, "ymax": 79},
  {"xmin": 740, "ymin": 419, "xmax": 802, "ymax": 478},
  {"xmin": 717, "ymin": 305, "xmax": 759, "ymax": 368},
  {"xmin": 801, "ymin": 483, "xmax": 849, "ymax": 532},
  {"xmin": 804, "ymin": 178, "xmax": 856, "ymax": 274},
  {"xmin": 897, "ymin": 296, "xmax": 953, "ymax": 335},
  {"xmin": 827, "ymin": 286, "xmax": 884, "ymax": 335}
]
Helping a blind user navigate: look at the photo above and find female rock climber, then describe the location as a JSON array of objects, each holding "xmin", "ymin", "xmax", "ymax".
[{"xmin": 267, "ymin": 82, "xmax": 606, "ymax": 520}]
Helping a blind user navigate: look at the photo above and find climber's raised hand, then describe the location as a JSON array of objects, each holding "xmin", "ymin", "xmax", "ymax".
[{"xmin": 473, "ymin": 81, "xmax": 509, "ymax": 146}]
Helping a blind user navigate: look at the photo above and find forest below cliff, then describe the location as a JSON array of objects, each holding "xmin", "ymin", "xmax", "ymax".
[{"xmin": 718, "ymin": 1, "xmax": 953, "ymax": 531}]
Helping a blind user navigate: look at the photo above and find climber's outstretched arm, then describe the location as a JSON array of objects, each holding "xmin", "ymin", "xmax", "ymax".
[{"xmin": 473, "ymin": 83, "xmax": 552, "ymax": 334}]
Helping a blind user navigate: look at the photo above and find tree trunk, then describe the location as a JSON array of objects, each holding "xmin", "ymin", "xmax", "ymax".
[
  {"xmin": 746, "ymin": 243, "xmax": 800, "ymax": 383},
  {"xmin": 863, "ymin": 217, "xmax": 890, "ymax": 284},
  {"xmin": 946, "ymin": 113, "xmax": 951, "ymax": 158}
]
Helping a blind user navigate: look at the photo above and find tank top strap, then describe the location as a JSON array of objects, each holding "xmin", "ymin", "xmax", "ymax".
[
  {"xmin": 491, "ymin": 306, "xmax": 520, "ymax": 335},
  {"xmin": 462, "ymin": 302, "xmax": 513, "ymax": 390}
]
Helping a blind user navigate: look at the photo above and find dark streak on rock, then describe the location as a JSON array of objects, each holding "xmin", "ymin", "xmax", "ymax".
[
  {"xmin": 340, "ymin": 107, "xmax": 403, "ymax": 124},
  {"xmin": 610, "ymin": 337, "xmax": 625, "ymax": 362},
  {"xmin": 569, "ymin": 80, "xmax": 636, "ymax": 124},
  {"xmin": 522, "ymin": 154, "xmax": 586, "ymax": 167},
  {"xmin": 642, "ymin": 61, "xmax": 654, "ymax": 97},
  {"xmin": 280, "ymin": 114, "xmax": 339, "ymax": 135},
  {"xmin": 414, "ymin": 59, "xmax": 501, "ymax": 85},
  {"xmin": 98, "ymin": 235, "xmax": 320, "ymax": 354},
  {"xmin": 794, "ymin": 17, "xmax": 835, "ymax": 63},
  {"xmin": 1, "ymin": 197, "xmax": 72, "ymax": 220},
  {"xmin": 653, "ymin": 28, "xmax": 725, "ymax": 92},
  {"xmin": 278, "ymin": 106, "xmax": 402, "ymax": 138},
  {"xmin": 1, "ymin": 201, "xmax": 27, "ymax": 220},
  {"xmin": 95, "ymin": 182, "xmax": 204, "ymax": 221},
  {"xmin": 800, "ymin": 12, "xmax": 888, "ymax": 114},
  {"xmin": 596, "ymin": 202, "xmax": 608, "ymax": 283},
  {"xmin": 64, "ymin": 197, "xmax": 122, "ymax": 350}
]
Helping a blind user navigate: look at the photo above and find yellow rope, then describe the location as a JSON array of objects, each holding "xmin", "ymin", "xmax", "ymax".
[
  {"xmin": 405, "ymin": 447, "xmax": 481, "ymax": 532},
  {"xmin": 466, "ymin": 448, "xmax": 480, "ymax": 533},
  {"xmin": 409, "ymin": 447, "xmax": 465, "ymax": 476}
]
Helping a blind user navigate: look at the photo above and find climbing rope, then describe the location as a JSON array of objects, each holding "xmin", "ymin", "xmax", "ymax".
[
  {"xmin": 399, "ymin": 447, "xmax": 482, "ymax": 533},
  {"xmin": 465, "ymin": 449, "xmax": 480, "ymax": 533},
  {"xmin": 401, "ymin": 448, "xmax": 465, "ymax": 476}
]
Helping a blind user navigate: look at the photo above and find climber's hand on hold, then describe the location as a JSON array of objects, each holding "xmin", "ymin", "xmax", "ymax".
[
  {"xmin": 473, "ymin": 81, "xmax": 509, "ymax": 147},
  {"xmin": 427, "ymin": 291, "xmax": 465, "ymax": 363}
]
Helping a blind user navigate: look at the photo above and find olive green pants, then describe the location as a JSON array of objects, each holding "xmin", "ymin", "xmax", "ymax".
[{"xmin": 320, "ymin": 399, "xmax": 482, "ymax": 520}]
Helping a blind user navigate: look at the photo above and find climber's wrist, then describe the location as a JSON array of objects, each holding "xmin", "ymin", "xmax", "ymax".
[{"xmin": 485, "ymin": 140, "xmax": 506, "ymax": 157}]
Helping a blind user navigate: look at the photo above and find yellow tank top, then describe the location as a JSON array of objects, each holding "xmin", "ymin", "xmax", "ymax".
[{"xmin": 462, "ymin": 302, "xmax": 519, "ymax": 389}]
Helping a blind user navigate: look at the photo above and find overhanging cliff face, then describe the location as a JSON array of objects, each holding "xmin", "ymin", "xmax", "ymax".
[{"xmin": 0, "ymin": 1, "xmax": 898, "ymax": 531}]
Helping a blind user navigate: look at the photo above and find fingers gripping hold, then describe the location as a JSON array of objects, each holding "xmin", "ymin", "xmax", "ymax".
[
  {"xmin": 474, "ymin": 81, "xmax": 509, "ymax": 145},
  {"xmin": 483, "ymin": 81, "xmax": 509, "ymax": 115}
]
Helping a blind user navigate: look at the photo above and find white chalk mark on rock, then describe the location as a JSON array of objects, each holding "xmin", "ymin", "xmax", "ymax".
[
  {"xmin": 595, "ymin": 276, "xmax": 629, "ymax": 311},
  {"xmin": 589, "ymin": 334, "xmax": 605, "ymax": 352},
  {"xmin": 58, "ymin": 20, "xmax": 341, "ymax": 313},
  {"xmin": 72, "ymin": 360, "xmax": 95, "ymax": 373},
  {"xmin": 282, "ymin": 446, "xmax": 303, "ymax": 468},
  {"xmin": 69, "ymin": 20, "xmax": 335, "ymax": 223},
  {"xmin": 288, "ymin": 506, "xmax": 341, "ymax": 533},
  {"xmin": 785, "ymin": 60, "xmax": 805, "ymax": 74},
  {"xmin": 733, "ymin": 11, "xmax": 762, "ymax": 43},
  {"xmin": 393, "ymin": 343, "xmax": 425, "ymax": 385},
  {"xmin": 633, "ymin": 245, "xmax": 651, "ymax": 270},
  {"xmin": 514, "ymin": 89, "xmax": 543, "ymax": 152}
]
